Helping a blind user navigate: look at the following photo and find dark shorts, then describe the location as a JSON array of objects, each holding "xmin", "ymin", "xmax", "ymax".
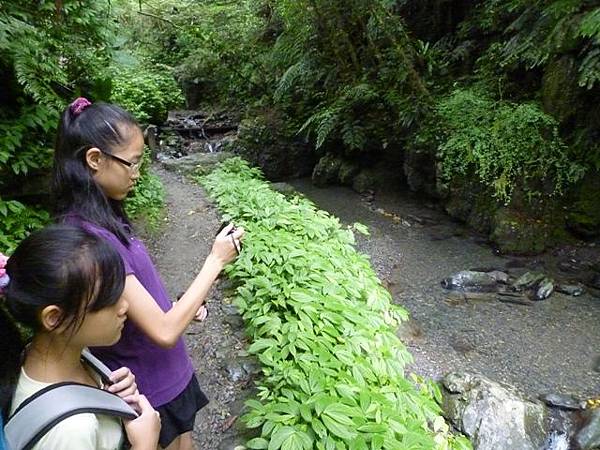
[{"xmin": 155, "ymin": 374, "xmax": 209, "ymax": 448}]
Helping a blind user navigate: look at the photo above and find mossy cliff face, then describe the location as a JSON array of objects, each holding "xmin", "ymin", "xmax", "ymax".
[
  {"xmin": 565, "ymin": 172, "xmax": 600, "ymax": 240},
  {"xmin": 542, "ymin": 57, "xmax": 579, "ymax": 124},
  {"xmin": 405, "ymin": 152, "xmax": 596, "ymax": 255},
  {"xmin": 235, "ymin": 112, "xmax": 315, "ymax": 181}
]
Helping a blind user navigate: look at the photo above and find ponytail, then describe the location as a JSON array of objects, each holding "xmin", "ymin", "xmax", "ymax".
[{"xmin": 53, "ymin": 100, "xmax": 140, "ymax": 245}]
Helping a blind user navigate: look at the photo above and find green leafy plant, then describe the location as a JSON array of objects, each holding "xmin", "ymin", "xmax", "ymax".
[
  {"xmin": 111, "ymin": 64, "xmax": 184, "ymax": 124},
  {"xmin": 199, "ymin": 158, "xmax": 471, "ymax": 450},
  {"xmin": 433, "ymin": 88, "xmax": 585, "ymax": 203},
  {"xmin": 0, "ymin": 199, "xmax": 50, "ymax": 254},
  {"xmin": 0, "ymin": 0, "xmax": 115, "ymax": 249}
]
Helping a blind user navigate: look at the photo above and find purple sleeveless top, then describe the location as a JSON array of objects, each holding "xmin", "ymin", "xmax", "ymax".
[{"xmin": 67, "ymin": 215, "xmax": 195, "ymax": 407}]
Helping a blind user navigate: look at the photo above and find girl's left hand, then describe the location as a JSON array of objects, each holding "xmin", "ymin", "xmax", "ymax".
[{"xmin": 107, "ymin": 366, "xmax": 140, "ymax": 406}]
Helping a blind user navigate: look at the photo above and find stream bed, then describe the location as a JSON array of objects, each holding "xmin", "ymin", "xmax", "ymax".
[{"xmin": 289, "ymin": 179, "xmax": 600, "ymax": 400}]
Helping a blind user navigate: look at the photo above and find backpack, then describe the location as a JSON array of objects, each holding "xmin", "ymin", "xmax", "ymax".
[{"xmin": 3, "ymin": 349, "xmax": 137, "ymax": 450}]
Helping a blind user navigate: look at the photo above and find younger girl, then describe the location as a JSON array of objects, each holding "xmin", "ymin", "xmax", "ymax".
[
  {"xmin": 53, "ymin": 98, "xmax": 244, "ymax": 450},
  {"xmin": 0, "ymin": 224, "xmax": 161, "ymax": 450}
]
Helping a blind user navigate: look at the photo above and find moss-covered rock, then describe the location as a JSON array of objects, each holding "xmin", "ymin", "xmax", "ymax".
[
  {"xmin": 444, "ymin": 175, "xmax": 498, "ymax": 234},
  {"xmin": 352, "ymin": 169, "xmax": 378, "ymax": 193},
  {"xmin": 566, "ymin": 172, "xmax": 600, "ymax": 239},
  {"xmin": 312, "ymin": 153, "xmax": 342, "ymax": 187},
  {"xmin": 338, "ymin": 160, "xmax": 360, "ymax": 185},
  {"xmin": 542, "ymin": 57, "xmax": 579, "ymax": 124},
  {"xmin": 490, "ymin": 208, "xmax": 570, "ymax": 255},
  {"xmin": 235, "ymin": 112, "xmax": 315, "ymax": 181}
]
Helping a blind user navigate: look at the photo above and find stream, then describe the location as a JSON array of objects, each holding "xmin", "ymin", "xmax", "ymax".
[{"xmin": 288, "ymin": 180, "xmax": 600, "ymax": 400}]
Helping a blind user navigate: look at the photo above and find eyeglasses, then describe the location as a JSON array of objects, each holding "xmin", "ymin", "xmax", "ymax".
[{"xmin": 99, "ymin": 149, "xmax": 143, "ymax": 174}]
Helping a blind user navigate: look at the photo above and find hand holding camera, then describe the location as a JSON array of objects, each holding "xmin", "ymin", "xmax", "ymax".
[{"xmin": 212, "ymin": 222, "xmax": 244, "ymax": 265}]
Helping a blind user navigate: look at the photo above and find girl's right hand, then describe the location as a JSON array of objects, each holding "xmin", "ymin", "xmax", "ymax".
[
  {"xmin": 124, "ymin": 395, "xmax": 161, "ymax": 450},
  {"xmin": 210, "ymin": 223, "xmax": 245, "ymax": 266}
]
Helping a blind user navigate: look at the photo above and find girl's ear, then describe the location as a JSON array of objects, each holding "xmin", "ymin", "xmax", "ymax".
[
  {"xmin": 85, "ymin": 147, "xmax": 103, "ymax": 171},
  {"xmin": 39, "ymin": 305, "xmax": 64, "ymax": 331}
]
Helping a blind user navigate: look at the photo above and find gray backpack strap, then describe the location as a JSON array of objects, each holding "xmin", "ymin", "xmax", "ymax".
[
  {"xmin": 81, "ymin": 348, "xmax": 114, "ymax": 386},
  {"xmin": 5, "ymin": 382, "xmax": 138, "ymax": 450}
]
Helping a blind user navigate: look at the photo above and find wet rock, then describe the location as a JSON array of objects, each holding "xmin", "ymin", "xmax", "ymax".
[
  {"xmin": 222, "ymin": 304, "xmax": 244, "ymax": 329},
  {"xmin": 513, "ymin": 272, "xmax": 546, "ymax": 291},
  {"xmin": 442, "ymin": 372, "xmax": 548, "ymax": 450},
  {"xmin": 497, "ymin": 292, "xmax": 534, "ymax": 306},
  {"xmin": 540, "ymin": 393, "xmax": 582, "ymax": 411},
  {"xmin": 575, "ymin": 409, "xmax": 600, "ymax": 450},
  {"xmin": 490, "ymin": 208, "xmax": 559, "ymax": 255},
  {"xmin": 352, "ymin": 169, "xmax": 378, "ymax": 194},
  {"xmin": 312, "ymin": 154, "xmax": 342, "ymax": 187},
  {"xmin": 556, "ymin": 284, "xmax": 585, "ymax": 297},
  {"xmin": 542, "ymin": 56, "xmax": 579, "ymax": 124},
  {"xmin": 160, "ymin": 152, "xmax": 234, "ymax": 175},
  {"xmin": 225, "ymin": 357, "xmax": 261, "ymax": 383},
  {"xmin": 533, "ymin": 278, "xmax": 554, "ymax": 301},
  {"xmin": 145, "ymin": 125, "xmax": 160, "ymax": 159},
  {"xmin": 403, "ymin": 146, "xmax": 437, "ymax": 197},
  {"xmin": 441, "ymin": 271, "xmax": 499, "ymax": 291},
  {"xmin": 488, "ymin": 270, "xmax": 509, "ymax": 284},
  {"xmin": 543, "ymin": 432, "xmax": 569, "ymax": 450},
  {"xmin": 557, "ymin": 259, "xmax": 582, "ymax": 273},
  {"xmin": 270, "ymin": 182, "xmax": 296, "ymax": 197}
]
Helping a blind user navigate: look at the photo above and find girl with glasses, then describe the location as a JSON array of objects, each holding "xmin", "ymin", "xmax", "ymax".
[{"xmin": 52, "ymin": 98, "xmax": 244, "ymax": 450}]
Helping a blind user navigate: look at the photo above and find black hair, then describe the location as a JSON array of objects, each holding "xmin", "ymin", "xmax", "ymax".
[
  {"xmin": 53, "ymin": 101, "xmax": 141, "ymax": 245},
  {"xmin": 0, "ymin": 224, "xmax": 126, "ymax": 419}
]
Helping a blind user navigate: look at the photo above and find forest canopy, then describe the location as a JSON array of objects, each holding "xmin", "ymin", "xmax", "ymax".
[{"xmin": 1, "ymin": 0, "xmax": 599, "ymax": 249}]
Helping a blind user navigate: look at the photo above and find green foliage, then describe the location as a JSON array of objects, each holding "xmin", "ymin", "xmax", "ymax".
[
  {"xmin": 0, "ymin": 0, "xmax": 115, "ymax": 248},
  {"xmin": 124, "ymin": 149, "xmax": 165, "ymax": 231},
  {"xmin": 111, "ymin": 64, "xmax": 184, "ymax": 123},
  {"xmin": 0, "ymin": 199, "xmax": 50, "ymax": 254},
  {"xmin": 112, "ymin": 0, "xmax": 265, "ymax": 105},
  {"xmin": 497, "ymin": 2, "xmax": 600, "ymax": 89},
  {"xmin": 199, "ymin": 158, "xmax": 471, "ymax": 450},
  {"xmin": 269, "ymin": 0, "xmax": 430, "ymax": 152},
  {"xmin": 433, "ymin": 88, "xmax": 585, "ymax": 203}
]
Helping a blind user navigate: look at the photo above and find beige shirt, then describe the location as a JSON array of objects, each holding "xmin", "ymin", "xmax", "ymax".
[{"xmin": 10, "ymin": 368, "xmax": 124, "ymax": 450}]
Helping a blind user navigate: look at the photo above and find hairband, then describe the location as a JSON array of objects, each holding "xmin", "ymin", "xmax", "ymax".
[
  {"xmin": 0, "ymin": 253, "xmax": 9, "ymax": 295},
  {"xmin": 70, "ymin": 97, "xmax": 92, "ymax": 116}
]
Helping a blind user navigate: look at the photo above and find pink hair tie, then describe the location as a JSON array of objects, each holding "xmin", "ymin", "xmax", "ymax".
[
  {"xmin": 70, "ymin": 97, "xmax": 92, "ymax": 116},
  {"xmin": 0, "ymin": 253, "xmax": 9, "ymax": 294}
]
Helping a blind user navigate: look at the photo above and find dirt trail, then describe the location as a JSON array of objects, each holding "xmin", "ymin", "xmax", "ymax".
[
  {"xmin": 144, "ymin": 166, "xmax": 246, "ymax": 449},
  {"xmin": 146, "ymin": 164, "xmax": 600, "ymax": 449}
]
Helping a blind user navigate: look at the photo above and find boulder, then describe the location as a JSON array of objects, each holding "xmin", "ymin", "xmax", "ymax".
[
  {"xmin": 576, "ymin": 409, "xmax": 600, "ymax": 450},
  {"xmin": 442, "ymin": 372, "xmax": 548, "ymax": 450},
  {"xmin": 352, "ymin": 169, "xmax": 378, "ymax": 193},
  {"xmin": 235, "ymin": 115, "xmax": 315, "ymax": 181},
  {"xmin": 312, "ymin": 154, "xmax": 342, "ymax": 187},
  {"xmin": 490, "ymin": 208, "xmax": 564, "ymax": 255}
]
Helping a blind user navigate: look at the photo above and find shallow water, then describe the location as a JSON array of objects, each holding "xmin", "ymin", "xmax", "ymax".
[{"xmin": 290, "ymin": 179, "xmax": 600, "ymax": 399}]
